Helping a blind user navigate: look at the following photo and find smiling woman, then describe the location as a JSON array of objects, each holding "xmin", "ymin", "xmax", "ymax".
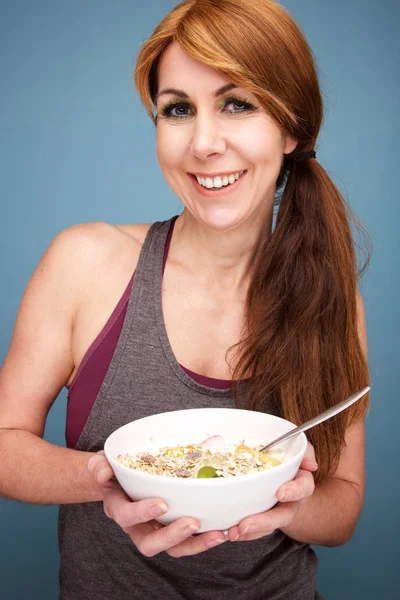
[
  {"xmin": 134, "ymin": 1, "xmax": 370, "ymax": 481},
  {"xmin": 152, "ymin": 41, "xmax": 297, "ymax": 230},
  {"xmin": 0, "ymin": 1, "xmax": 371, "ymax": 600}
]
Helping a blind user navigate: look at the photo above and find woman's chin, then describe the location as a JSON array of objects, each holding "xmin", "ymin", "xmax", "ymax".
[{"xmin": 187, "ymin": 206, "xmax": 251, "ymax": 232}]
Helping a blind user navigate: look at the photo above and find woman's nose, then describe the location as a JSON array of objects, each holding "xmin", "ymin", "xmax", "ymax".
[{"xmin": 190, "ymin": 115, "xmax": 227, "ymax": 159}]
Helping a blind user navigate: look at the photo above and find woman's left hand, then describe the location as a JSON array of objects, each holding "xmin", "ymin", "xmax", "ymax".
[{"xmin": 227, "ymin": 441, "xmax": 318, "ymax": 542}]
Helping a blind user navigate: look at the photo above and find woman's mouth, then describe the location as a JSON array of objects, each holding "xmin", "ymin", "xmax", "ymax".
[{"xmin": 188, "ymin": 170, "xmax": 247, "ymax": 197}]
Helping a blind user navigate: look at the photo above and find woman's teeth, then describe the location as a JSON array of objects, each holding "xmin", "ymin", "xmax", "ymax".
[{"xmin": 195, "ymin": 170, "xmax": 245, "ymax": 189}]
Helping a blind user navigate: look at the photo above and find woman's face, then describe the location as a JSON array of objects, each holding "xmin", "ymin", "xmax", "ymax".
[{"xmin": 155, "ymin": 42, "xmax": 296, "ymax": 231}]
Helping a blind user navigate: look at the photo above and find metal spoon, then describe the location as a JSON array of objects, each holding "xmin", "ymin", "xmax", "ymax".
[{"xmin": 259, "ymin": 385, "xmax": 370, "ymax": 453}]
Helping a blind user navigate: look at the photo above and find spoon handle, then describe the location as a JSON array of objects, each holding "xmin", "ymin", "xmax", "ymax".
[{"xmin": 259, "ymin": 385, "xmax": 370, "ymax": 453}]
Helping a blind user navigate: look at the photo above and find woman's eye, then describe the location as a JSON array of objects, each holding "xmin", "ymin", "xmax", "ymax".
[
  {"xmin": 224, "ymin": 99, "xmax": 254, "ymax": 113},
  {"xmin": 160, "ymin": 102, "xmax": 192, "ymax": 119},
  {"xmin": 158, "ymin": 98, "xmax": 255, "ymax": 120}
]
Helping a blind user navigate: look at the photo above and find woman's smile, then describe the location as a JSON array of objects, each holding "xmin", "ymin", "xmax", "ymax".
[{"xmin": 187, "ymin": 170, "xmax": 248, "ymax": 198}]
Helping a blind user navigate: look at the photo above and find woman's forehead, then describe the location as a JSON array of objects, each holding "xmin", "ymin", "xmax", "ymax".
[{"xmin": 157, "ymin": 42, "xmax": 231, "ymax": 95}]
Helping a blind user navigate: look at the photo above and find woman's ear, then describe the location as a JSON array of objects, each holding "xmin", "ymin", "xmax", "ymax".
[{"xmin": 283, "ymin": 136, "xmax": 298, "ymax": 155}]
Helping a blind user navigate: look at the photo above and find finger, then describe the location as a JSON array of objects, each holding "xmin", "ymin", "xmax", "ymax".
[
  {"xmin": 129, "ymin": 517, "xmax": 203, "ymax": 558},
  {"xmin": 300, "ymin": 457, "xmax": 318, "ymax": 471},
  {"xmin": 301, "ymin": 441, "xmax": 318, "ymax": 470},
  {"xmin": 276, "ymin": 468, "xmax": 315, "ymax": 502},
  {"xmin": 87, "ymin": 452, "xmax": 114, "ymax": 484},
  {"xmin": 100, "ymin": 481, "xmax": 169, "ymax": 528},
  {"xmin": 166, "ymin": 531, "xmax": 227, "ymax": 558},
  {"xmin": 229, "ymin": 503, "xmax": 298, "ymax": 542},
  {"xmin": 124, "ymin": 520, "xmax": 162, "ymax": 540}
]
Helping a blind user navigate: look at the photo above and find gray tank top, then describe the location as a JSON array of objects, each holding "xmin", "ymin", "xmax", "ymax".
[{"xmin": 58, "ymin": 218, "xmax": 322, "ymax": 600}]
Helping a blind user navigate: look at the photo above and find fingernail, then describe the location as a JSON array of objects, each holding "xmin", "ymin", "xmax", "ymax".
[
  {"xmin": 232, "ymin": 533, "xmax": 240, "ymax": 542},
  {"xmin": 184, "ymin": 524, "xmax": 200, "ymax": 535},
  {"xmin": 150, "ymin": 502, "xmax": 168, "ymax": 517},
  {"xmin": 207, "ymin": 538, "xmax": 225, "ymax": 548},
  {"xmin": 278, "ymin": 491, "xmax": 286, "ymax": 501},
  {"xmin": 240, "ymin": 525, "xmax": 250, "ymax": 536}
]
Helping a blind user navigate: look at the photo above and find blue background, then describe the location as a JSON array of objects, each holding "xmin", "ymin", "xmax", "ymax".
[{"xmin": 0, "ymin": 1, "xmax": 398, "ymax": 598}]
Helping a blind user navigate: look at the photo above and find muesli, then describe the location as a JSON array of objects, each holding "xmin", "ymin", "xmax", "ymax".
[{"xmin": 116, "ymin": 435, "xmax": 286, "ymax": 479}]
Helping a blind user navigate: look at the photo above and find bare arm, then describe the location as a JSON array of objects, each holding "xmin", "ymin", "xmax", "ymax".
[
  {"xmin": 0, "ymin": 223, "xmax": 125, "ymax": 504},
  {"xmin": 277, "ymin": 421, "xmax": 365, "ymax": 546},
  {"xmin": 0, "ymin": 431, "xmax": 101, "ymax": 503}
]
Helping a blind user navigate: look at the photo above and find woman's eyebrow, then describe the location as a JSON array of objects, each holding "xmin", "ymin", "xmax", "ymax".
[{"xmin": 155, "ymin": 82, "xmax": 237, "ymax": 103}]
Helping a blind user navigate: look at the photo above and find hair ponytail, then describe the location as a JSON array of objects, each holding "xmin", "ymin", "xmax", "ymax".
[{"xmin": 231, "ymin": 157, "xmax": 371, "ymax": 484}]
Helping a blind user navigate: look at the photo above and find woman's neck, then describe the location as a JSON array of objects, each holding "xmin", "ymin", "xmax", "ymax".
[{"xmin": 170, "ymin": 208, "xmax": 273, "ymax": 295}]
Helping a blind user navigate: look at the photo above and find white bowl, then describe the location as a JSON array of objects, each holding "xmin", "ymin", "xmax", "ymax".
[{"xmin": 104, "ymin": 408, "xmax": 307, "ymax": 533}]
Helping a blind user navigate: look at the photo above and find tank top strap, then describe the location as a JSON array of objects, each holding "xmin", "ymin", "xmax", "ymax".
[{"xmin": 124, "ymin": 217, "xmax": 174, "ymax": 330}]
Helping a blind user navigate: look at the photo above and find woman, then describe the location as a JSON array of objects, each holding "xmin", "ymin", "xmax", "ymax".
[{"xmin": 0, "ymin": 0, "xmax": 370, "ymax": 598}]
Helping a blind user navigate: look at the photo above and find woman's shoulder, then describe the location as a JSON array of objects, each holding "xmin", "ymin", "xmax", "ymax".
[
  {"xmin": 114, "ymin": 222, "xmax": 153, "ymax": 245},
  {"xmin": 56, "ymin": 220, "xmax": 153, "ymax": 252},
  {"xmin": 40, "ymin": 221, "xmax": 153, "ymax": 310},
  {"xmin": 51, "ymin": 221, "xmax": 153, "ymax": 273}
]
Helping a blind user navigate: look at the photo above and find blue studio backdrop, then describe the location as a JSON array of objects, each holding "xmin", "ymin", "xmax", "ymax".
[{"xmin": 0, "ymin": 1, "xmax": 398, "ymax": 598}]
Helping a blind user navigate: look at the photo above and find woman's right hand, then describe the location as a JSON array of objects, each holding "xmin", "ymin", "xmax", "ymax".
[{"xmin": 87, "ymin": 451, "xmax": 226, "ymax": 557}]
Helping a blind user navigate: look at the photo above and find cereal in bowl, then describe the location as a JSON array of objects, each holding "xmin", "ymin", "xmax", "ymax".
[{"xmin": 116, "ymin": 435, "xmax": 286, "ymax": 479}]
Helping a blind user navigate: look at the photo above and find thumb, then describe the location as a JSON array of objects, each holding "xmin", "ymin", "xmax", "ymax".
[{"xmin": 87, "ymin": 450, "xmax": 114, "ymax": 484}]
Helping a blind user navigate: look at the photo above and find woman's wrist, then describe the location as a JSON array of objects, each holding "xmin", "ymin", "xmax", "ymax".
[
  {"xmin": 0, "ymin": 429, "xmax": 103, "ymax": 504},
  {"xmin": 280, "ymin": 478, "xmax": 362, "ymax": 546}
]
